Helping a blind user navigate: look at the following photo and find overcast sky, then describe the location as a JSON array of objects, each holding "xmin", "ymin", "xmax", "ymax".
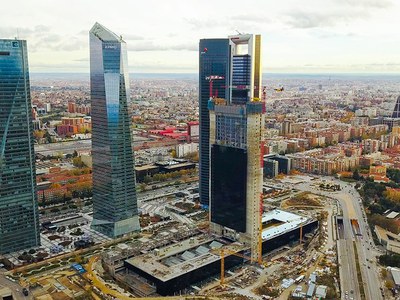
[{"xmin": 1, "ymin": 0, "xmax": 399, "ymax": 73}]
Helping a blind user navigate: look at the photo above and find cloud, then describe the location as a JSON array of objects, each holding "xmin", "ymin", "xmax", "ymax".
[
  {"xmin": 337, "ymin": 0, "xmax": 393, "ymax": 9},
  {"xmin": 284, "ymin": 0, "xmax": 393, "ymax": 29},
  {"xmin": 284, "ymin": 10, "xmax": 370, "ymax": 29},
  {"xmin": 0, "ymin": 25, "xmax": 86, "ymax": 52},
  {"xmin": 123, "ymin": 34, "xmax": 145, "ymax": 41},
  {"xmin": 233, "ymin": 14, "xmax": 271, "ymax": 24},
  {"xmin": 128, "ymin": 41, "xmax": 196, "ymax": 52},
  {"xmin": 74, "ymin": 57, "xmax": 89, "ymax": 62},
  {"xmin": 185, "ymin": 14, "xmax": 272, "ymax": 31},
  {"xmin": 0, "ymin": 25, "xmax": 50, "ymax": 39},
  {"xmin": 184, "ymin": 18, "xmax": 226, "ymax": 29}
]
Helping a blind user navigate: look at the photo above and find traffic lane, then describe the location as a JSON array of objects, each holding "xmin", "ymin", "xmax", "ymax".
[
  {"xmin": 0, "ymin": 274, "xmax": 32, "ymax": 300},
  {"xmin": 338, "ymin": 240, "xmax": 359, "ymax": 300}
]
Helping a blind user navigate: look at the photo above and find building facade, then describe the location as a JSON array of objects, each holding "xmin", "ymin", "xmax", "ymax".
[
  {"xmin": 199, "ymin": 34, "xmax": 261, "ymax": 207},
  {"xmin": 209, "ymin": 100, "xmax": 264, "ymax": 262},
  {"xmin": 90, "ymin": 23, "xmax": 140, "ymax": 238},
  {"xmin": 0, "ymin": 39, "xmax": 40, "ymax": 253},
  {"xmin": 264, "ymin": 159, "xmax": 279, "ymax": 178}
]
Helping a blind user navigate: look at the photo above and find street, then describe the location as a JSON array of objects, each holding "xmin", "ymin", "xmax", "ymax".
[
  {"xmin": 0, "ymin": 273, "xmax": 33, "ymax": 300},
  {"xmin": 295, "ymin": 177, "xmax": 383, "ymax": 300}
]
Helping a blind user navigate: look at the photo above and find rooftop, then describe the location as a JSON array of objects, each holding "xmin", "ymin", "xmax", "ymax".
[
  {"xmin": 125, "ymin": 235, "xmax": 245, "ymax": 282},
  {"xmin": 90, "ymin": 22, "xmax": 123, "ymax": 43},
  {"xmin": 390, "ymin": 267, "xmax": 400, "ymax": 285},
  {"xmin": 262, "ymin": 209, "xmax": 309, "ymax": 240}
]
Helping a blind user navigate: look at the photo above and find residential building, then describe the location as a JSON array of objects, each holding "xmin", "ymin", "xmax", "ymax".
[
  {"xmin": 90, "ymin": 23, "xmax": 140, "ymax": 238},
  {"xmin": 0, "ymin": 39, "xmax": 40, "ymax": 253},
  {"xmin": 56, "ymin": 117, "xmax": 91, "ymax": 136},
  {"xmin": 175, "ymin": 143, "xmax": 198, "ymax": 158},
  {"xmin": 264, "ymin": 159, "xmax": 278, "ymax": 178}
]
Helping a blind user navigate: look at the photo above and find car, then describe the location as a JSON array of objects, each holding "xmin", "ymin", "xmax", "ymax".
[{"xmin": 22, "ymin": 288, "xmax": 29, "ymax": 296}]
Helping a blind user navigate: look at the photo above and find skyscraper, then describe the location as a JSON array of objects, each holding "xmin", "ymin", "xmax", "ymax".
[
  {"xmin": 90, "ymin": 23, "xmax": 140, "ymax": 238},
  {"xmin": 199, "ymin": 34, "xmax": 262, "ymax": 207},
  {"xmin": 209, "ymin": 100, "xmax": 264, "ymax": 262},
  {"xmin": 0, "ymin": 39, "xmax": 40, "ymax": 253},
  {"xmin": 201, "ymin": 34, "xmax": 264, "ymax": 262},
  {"xmin": 392, "ymin": 96, "xmax": 400, "ymax": 118}
]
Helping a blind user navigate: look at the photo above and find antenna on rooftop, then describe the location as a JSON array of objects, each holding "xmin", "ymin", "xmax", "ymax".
[
  {"xmin": 16, "ymin": 28, "xmax": 20, "ymax": 40},
  {"xmin": 235, "ymin": 30, "xmax": 242, "ymax": 35}
]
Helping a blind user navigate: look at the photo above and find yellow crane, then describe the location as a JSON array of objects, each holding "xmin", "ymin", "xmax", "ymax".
[{"xmin": 219, "ymin": 248, "xmax": 268, "ymax": 286}]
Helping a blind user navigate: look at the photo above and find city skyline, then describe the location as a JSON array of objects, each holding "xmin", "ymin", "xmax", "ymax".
[{"xmin": 0, "ymin": 0, "xmax": 399, "ymax": 73}]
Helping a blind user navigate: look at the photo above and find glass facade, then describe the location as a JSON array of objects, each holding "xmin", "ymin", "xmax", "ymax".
[
  {"xmin": 392, "ymin": 96, "xmax": 400, "ymax": 118},
  {"xmin": 215, "ymin": 114, "xmax": 247, "ymax": 148},
  {"xmin": 0, "ymin": 39, "xmax": 40, "ymax": 253},
  {"xmin": 210, "ymin": 145, "xmax": 247, "ymax": 232},
  {"xmin": 232, "ymin": 55, "xmax": 251, "ymax": 105},
  {"xmin": 90, "ymin": 23, "xmax": 140, "ymax": 238},
  {"xmin": 198, "ymin": 39, "xmax": 230, "ymax": 207}
]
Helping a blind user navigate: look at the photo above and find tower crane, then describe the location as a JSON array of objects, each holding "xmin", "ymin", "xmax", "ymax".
[
  {"xmin": 205, "ymin": 75, "xmax": 225, "ymax": 100},
  {"xmin": 218, "ymin": 217, "xmax": 307, "ymax": 286},
  {"xmin": 219, "ymin": 248, "xmax": 268, "ymax": 286}
]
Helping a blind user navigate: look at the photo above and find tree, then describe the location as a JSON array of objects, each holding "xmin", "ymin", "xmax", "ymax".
[
  {"xmin": 138, "ymin": 183, "xmax": 146, "ymax": 192},
  {"xmin": 50, "ymin": 183, "xmax": 62, "ymax": 189},
  {"xmin": 387, "ymin": 168, "xmax": 400, "ymax": 184},
  {"xmin": 33, "ymin": 130, "xmax": 44, "ymax": 139},
  {"xmin": 44, "ymin": 131, "xmax": 52, "ymax": 143},
  {"xmin": 143, "ymin": 175, "xmax": 151, "ymax": 184},
  {"xmin": 385, "ymin": 280, "xmax": 395, "ymax": 289},
  {"xmin": 171, "ymin": 149, "xmax": 177, "ymax": 158},
  {"xmin": 352, "ymin": 169, "xmax": 361, "ymax": 180},
  {"xmin": 72, "ymin": 156, "xmax": 86, "ymax": 168}
]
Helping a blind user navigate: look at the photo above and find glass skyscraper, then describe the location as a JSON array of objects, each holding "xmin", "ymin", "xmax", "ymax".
[
  {"xmin": 0, "ymin": 39, "xmax": 40, "ymax": 254},
  {"xmin": 198, "ymin": 39, "xmax": 231, "ymax": 207},
  {"xmin": 90, "ymin": 23, "xmax": 140, "ymax": 238},
  {"xmin": 198, "ymin": 34, "xmax": 262, "ymax": 207}
]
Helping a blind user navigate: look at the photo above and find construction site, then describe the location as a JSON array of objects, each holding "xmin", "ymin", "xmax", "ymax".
[{"xmin": 98, "ymin": 209, "xmax": 318, "ymax": 296}]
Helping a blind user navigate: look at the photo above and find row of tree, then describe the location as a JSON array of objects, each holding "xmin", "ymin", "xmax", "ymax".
[{"xmin": 141, "ymin": 168, "xmax": 196, "ymax": 184}]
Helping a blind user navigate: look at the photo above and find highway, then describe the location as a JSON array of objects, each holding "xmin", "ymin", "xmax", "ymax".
[
  {"xmin": 34, "ymin": 139, "xmax": 92, "ymax": 156},
  {"xmin": 34, "ymin": 139, "xmax": 152, "ymax": 156},
  {"xmin": 295, "ymin": 177, "xmax": 383, "ymax": 300},
  {"xmin": 340, "ymin": 183, "xmax": 383, "ymax": 300}
]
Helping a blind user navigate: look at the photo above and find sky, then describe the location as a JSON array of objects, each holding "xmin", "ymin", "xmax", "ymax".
[{"xmin": 1, "ymin": 0, "xmax": 399, "ymax": 73}]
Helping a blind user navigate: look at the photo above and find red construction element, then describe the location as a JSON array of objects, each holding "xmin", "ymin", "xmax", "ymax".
[{"xmin": 205, "ymin": 75, "xmax": 225, "ymax": 98}]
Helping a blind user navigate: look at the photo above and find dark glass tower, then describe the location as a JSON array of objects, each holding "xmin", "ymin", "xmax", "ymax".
[
  {"xmin": 198, "ymin": 39, "xmax": 231, "ymax": 207},
  {"xmin": 90, "ymin": 23, "xmax": 140, "ymax": 238},
  {"xmin": 0, "ymin": 39, "xmax": 40, "ymax": 253},
  {"xmin": 198, "ymin": 34, "xmax": 262, "ymax": 207}
]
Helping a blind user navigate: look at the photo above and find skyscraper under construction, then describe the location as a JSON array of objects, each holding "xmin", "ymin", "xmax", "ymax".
[
  {"xmin": 200, "ymin": 34, "xmax": 264, "ymax": 262},
  {"xmin": 199, "ymin": 34, "xmax": 262, "ymax": 208}
]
